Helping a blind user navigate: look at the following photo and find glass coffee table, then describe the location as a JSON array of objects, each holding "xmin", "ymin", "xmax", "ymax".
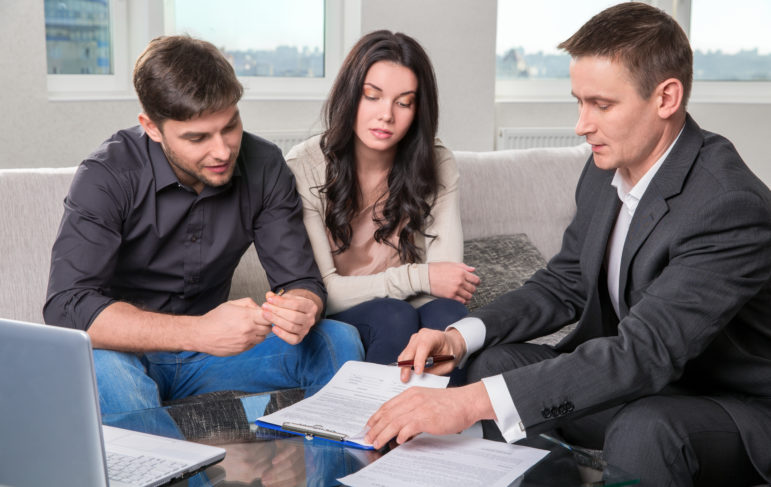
[{"xmin": 102, "ymin": 388, "xmax": 639, "ymax": 486}]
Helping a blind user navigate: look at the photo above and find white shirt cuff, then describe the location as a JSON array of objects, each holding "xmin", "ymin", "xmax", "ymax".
[
  {"xmin": 482, "ymin": 375, "xmax": 527, "ymax": 443},
  {"xmin": 447, "ymin": 316, "xmax": 485, "ymax": 368}
]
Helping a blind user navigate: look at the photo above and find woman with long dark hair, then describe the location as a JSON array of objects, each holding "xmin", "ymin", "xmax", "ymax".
[{"xmin": 286, "ymin": 30, "xmax": 479, "ymax": 364}]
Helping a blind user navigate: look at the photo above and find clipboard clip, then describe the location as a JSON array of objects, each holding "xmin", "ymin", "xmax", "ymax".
[{"xmin": 282, "ymin": 422, "xmax": 348, "ymax": 442}]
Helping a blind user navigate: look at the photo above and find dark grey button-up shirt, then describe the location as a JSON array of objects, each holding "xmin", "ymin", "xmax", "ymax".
[{"xmin": 44, "ymin": 126, "xmax": 325, "ymax": 330}]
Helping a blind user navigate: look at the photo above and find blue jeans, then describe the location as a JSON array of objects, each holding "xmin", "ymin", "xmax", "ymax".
[
  {"xmin": 328, "ymin": 297, "xmax": 468, "ymax": 365},
  {"xmin": 94, "ymin": 319, "xmax": 363, "ymax": 416}
]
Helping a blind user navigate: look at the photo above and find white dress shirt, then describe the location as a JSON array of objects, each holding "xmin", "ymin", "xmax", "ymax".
[
  {"xmin": 605, "ymin": 139, "xmax": 675, "ymax": 315},
  {"xmin": 451, "ymin": 129, "xmax": 682, "ymax": 442}
]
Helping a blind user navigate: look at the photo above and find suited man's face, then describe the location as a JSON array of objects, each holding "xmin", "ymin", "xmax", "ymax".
[{"xmin": 569, "ymin": 56, "xmax": 674, "ymax": 186}]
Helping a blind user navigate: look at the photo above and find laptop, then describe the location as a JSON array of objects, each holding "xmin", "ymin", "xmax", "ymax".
[{"xmin": 0, "ymin": 318, "xmax": 226, "ymax": 487}]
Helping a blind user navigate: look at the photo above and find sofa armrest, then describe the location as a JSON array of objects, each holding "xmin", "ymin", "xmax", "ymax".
[{"xmin": 0, "ymin": 168, "xmax": 77, "ymax": 323}]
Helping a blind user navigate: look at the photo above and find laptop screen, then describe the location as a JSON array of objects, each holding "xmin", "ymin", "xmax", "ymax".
[{"xmin": 0, "ymin": 319, "xmax": 110, "ymax": 486}]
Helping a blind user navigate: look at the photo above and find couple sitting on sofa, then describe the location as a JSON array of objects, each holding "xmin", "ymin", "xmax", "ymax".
[
  {"xmin": 44, "ymin": 4, "xmax": 770, "ymax": 486},
  {"xmin": 44, "ymin": 30, "xmax": 477, "ymax": 405}
]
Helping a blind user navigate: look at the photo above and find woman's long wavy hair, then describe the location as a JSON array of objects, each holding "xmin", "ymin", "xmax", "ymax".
[{"xmin": 319, "ymin": 30, "xmax": 440, "ymax": 264}]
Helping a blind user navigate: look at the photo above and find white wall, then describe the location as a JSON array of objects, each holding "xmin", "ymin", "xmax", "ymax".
[
  {"xmin": 1, "ymin": 0, "xmax": 769, "ymax": 185},
  {"xmin": 0, "ymin": 2, "xmax": 140, "ymax": 168}
]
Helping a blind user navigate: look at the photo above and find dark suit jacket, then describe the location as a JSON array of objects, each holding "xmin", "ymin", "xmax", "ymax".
[{"xmin": 472, "ymin": 115, "xmax": 771, "ymax": 480}]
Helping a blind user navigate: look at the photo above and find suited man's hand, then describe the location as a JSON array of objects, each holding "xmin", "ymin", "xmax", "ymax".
[
  {"xmin": 397, "ymin": 328, "xmax": 466, "ymax": 382},
  {"xmin": 364, "ymin": 382, "xmax": 494, "ymax": 449}
]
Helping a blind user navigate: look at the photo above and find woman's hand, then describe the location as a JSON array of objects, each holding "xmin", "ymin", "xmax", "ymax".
[{"xmin": 428, "ymin": 262, "xmax": 480, "ymax": 304}]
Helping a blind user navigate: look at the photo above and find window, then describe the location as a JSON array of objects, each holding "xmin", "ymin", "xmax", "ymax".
[
  {"xmin": 496, "ymin": 0, "xmax": 771, "ymax": 102},
  {"xmin": 496, "ymin": 0, "xmax": 616, "ymax": 81},
  {"xmin": 495, "ymin": 0, "xmax": 617, "ymax": 100},
  {"xmin": 167, "ymin": 0, "xmax": 324, "ymax": 78},
  {"xmin": 163, "ymin": 0, "xmax": 348, "ymax": 98},
  {"xmin": 46, "ymin": 0, "xmax": 354, "ymax": 100},
  {"xmin": 690, "ymin": 0, "xmax": 771, "ymax": 81},
  {"xmin": 45, "ymin": 0, "xmax": 113, "ymax": 74},
  {"xmin": 45, "ymin": 0, "xmax": 130, "ymax": 95}
]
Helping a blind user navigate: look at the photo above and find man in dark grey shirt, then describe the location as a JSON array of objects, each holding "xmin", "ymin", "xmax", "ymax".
[{"xmin": 44, "ymin": 35, "xmax": 363, "ymax": 415}]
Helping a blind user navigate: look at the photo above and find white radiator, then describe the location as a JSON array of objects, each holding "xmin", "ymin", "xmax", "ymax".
[
  {"xmin": 258, "ymin": 130, "xmax": 314, "ymax": 155},
  {"xmin": 497, "ymin": 127, "xmax": 584, "ymax": 150}
]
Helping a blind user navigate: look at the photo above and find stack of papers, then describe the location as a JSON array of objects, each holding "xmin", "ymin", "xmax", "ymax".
[
  {"xmin": 257, "ymin": 361, "xmax": 449, "ymax": 449},
  {"xmin": 256, "ymin": 361, "xmax": 549, "ymax": 486},
  {"xmin": 339, "ymin": 434, "xmax": 548, "ymax": 487}
]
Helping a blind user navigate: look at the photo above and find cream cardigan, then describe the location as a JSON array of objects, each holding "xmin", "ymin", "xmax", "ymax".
[{"xmin": 285, "ymin": 135, "xmax": 464, "ymax": 314}]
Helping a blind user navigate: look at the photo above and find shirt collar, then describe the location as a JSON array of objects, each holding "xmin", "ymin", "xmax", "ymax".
[
  {"xmin": 611, "ymin": 125, "xmax": 685, "ymax": 214},
  {"xmin": 146, "ymin": 131, "xmax": 243, "ymax": 195},
  {"xmin": 147, "ymin": 136, "xmax": 181, "ymax": 193}
]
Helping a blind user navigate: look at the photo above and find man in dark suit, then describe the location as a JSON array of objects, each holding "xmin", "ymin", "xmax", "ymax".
[{"xmin": 365, "ymin": 3, "xmax": 771, "ymax": 486}]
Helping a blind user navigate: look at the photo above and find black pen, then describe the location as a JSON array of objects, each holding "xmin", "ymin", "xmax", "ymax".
[{"xmin": 389, "ymin": 354, "xmax": 455, "ymax": 368}]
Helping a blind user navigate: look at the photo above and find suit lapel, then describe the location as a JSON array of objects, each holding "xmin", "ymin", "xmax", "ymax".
[
  {"xmin": 617, "ymin": 115, "xmax": 705, "ymax": 315},
  {"xmin": 567, "ymin": 169, "xmax": 621, "ymax": 345},
  {"xmin": 617, "ymin": 194, "xmax": 668, "ymax": 316},
  {"xmin": 582, "ymin": 182, "xmax": 621, "ymax": 284}
]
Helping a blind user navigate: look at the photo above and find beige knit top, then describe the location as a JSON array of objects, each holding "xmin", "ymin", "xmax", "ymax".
[{"xmin": 285, "ymin": 135, "xmax": 464, "ymax": 314}]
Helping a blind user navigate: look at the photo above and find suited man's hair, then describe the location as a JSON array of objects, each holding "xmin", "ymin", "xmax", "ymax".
[
  {"xmin": 133, "ymin": 35, "xmax": 243, "ymax": 127},
  {"xmin": 558, "ymin": 2, "xmax": 693, "ymax": 107}
]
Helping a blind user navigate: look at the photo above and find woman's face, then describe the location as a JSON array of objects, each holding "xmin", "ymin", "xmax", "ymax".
[{"xmin": 353, "ymin": 60, "xmax": 418, "ymax": 159}]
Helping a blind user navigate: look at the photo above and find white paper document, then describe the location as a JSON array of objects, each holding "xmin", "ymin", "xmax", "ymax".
[
  {"xmin": 257, "ymin": 361, "xmax": 449, "ymax": 448},
  {"xmin": 338, "ymin": 434, "xmax": 549, "ymax": 487}
]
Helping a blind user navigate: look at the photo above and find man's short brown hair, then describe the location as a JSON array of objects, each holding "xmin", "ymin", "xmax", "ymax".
[
  {"xmin": 133, "ymin": 35, "xmax": 243, "ymax": 125},
  {"xmin": 558, "ymin": 2, "xmax": 693, "ymax": 106}
]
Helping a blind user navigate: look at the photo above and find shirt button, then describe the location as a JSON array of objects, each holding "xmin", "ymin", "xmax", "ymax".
[{"xmin": 191, "ymin": 235, "xmax": 198, "ymax": 242}]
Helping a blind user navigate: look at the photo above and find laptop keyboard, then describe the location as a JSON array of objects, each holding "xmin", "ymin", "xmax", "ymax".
[{"xmin": 106, "ymin": 451, "xmax": 187, "ymax": 485}]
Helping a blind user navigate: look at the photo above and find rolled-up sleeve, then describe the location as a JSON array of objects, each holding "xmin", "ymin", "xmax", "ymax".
[
  {"xmin": 44, "ymin": 162, "xmax": 123, "ymax": 330},
  {"xmin": 251, "ymin": 149, "xmax": 326, "ymax": 304}
]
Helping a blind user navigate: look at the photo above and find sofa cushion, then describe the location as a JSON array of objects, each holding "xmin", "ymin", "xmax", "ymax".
[
  {"xmin": 454, "ymin": 144, "xmax": 590, "ymax": 260},
  {"xmin": 463, "ymin": 233, "xmax": 576, "ymax": 346},
  {"xmin": 463, "ymin": 234, "xmax": 546, "ymax": 311}
]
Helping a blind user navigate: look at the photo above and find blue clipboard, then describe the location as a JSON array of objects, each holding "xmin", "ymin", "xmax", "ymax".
[{"xmin": 255, "ymin": 419, "xmax": 376, "ymax": 450}]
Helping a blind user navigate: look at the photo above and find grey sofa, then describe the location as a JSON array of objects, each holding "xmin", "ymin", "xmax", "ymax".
[{"xmin": 0, "ymin": 144, "xmax": 591, "ymax": 332}]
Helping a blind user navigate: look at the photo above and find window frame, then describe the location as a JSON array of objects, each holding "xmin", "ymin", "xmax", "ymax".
[
  {"xmin": 47, "ymin": 0, "xmax": 359, "ymax": 101},
  {"xmin": 495, "ymin": 0, "xmax": 771, "ymax": 104}
]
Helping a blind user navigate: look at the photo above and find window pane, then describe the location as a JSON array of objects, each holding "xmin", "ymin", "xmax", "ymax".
[
  {"xmin": 44, "ymin": 0, "xmax": 113, "ymax": 75},
  {"xmin": 169, "ymin": 0, "xmax": 325, "ymax": 78},
  {"xmin": 690, "ymin": 0, "xmax": 771, "ymax": 81},
  {"xmin": 496, "ymin": 0, "xmax": 618, "ymax": 79}
]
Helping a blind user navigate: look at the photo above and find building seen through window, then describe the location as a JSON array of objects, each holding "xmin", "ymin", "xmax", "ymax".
[
  {"xmin": 169, "ymin": 0, "xmax": 325, "ymax": 78},
  {"xmin": 497, "ymin": 0, "xmax": 771, "ymax": 82},
  {"xmin": 496, "ymin": 1, "xmax": 615, "ymax": 80},
  {"xmin": 45, "ymin": 1, "xmax": 769, "ymax": 87},
  {"xmin": 44, "ymin": 0, "xmax": 325, "ymax": 79},
  {"xmin": 690, "ymin": 0, "xmax": 771, "ymax": 81},
  {"xmin": 44, "ymin": 0, "xmax": 112, "ymax": 75}
]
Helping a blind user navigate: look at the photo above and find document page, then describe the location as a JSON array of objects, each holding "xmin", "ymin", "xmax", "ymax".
[
  {"xmin": 257, "ymin": 361, "xmax": 449, "ymax": 447},
  {"xmin": 338, "ymin": 434, "xmax": 549, "ymax": 487}
]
